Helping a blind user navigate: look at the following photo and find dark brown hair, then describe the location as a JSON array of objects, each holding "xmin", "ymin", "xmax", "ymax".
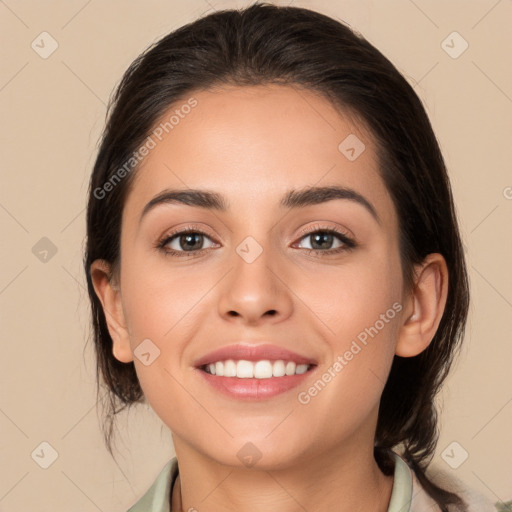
[{"xmin": 84, "ymin": 3, "xmax": 469, "ymax": 510}]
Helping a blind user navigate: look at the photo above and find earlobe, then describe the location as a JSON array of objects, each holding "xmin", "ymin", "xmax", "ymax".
[
  {"xmin": 90, "ymin": 259, "xmax": 134, "ymax": 363},
  {"xmin": 395, "ymin": 253, "xmax": 449, "ymax": 358}
]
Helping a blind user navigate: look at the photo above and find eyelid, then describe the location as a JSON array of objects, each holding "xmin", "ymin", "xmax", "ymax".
[
  {"xmin": 158, "ymin": 223, "xmax": 219, "ymax": 243},
  {"xmin": 293, "ymin": 222, "xmax": 354, "ymax": 240}
]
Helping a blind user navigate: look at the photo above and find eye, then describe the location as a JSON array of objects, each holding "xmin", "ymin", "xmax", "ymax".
[
  {"xmin": 157, "ymin": 227, "xmax": 218, "ymax": 257},
  {"xmin": 294, "ymin": 226, "xmax": 356, "ymax": 254}
]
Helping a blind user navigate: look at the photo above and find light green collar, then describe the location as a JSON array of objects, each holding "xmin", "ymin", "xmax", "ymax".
[
  {"xmin": 127, "ymin": 458, "xmax": 178, "ymax": 512},
  {"xmin": 127, "ymin": 451, "xmax": 412, "ymax": 512},
  {"xmin": 387, "ymin": 452, "xmax": 413, "ymax": 512}
]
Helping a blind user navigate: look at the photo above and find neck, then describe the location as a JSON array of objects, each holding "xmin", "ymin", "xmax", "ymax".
[{"xmin": 171, "ymin": 439, "xmax": 394, "ymax": 512}]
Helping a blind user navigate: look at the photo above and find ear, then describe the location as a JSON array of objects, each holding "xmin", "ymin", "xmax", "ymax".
[
  {"xmin": 395, "ymin": 253, "xmax": 449, "ymax": 357},
  {"xmin": 90, "ymin": 259, "xmax": 133, "ymax": 363}
]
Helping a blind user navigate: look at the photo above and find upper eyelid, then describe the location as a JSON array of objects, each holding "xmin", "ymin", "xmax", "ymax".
[
  {"xmin": 294, "ymin": 222, "xmax": 353, "ymax": 240},
  {"xmin": 160, "ymin": 225, "xmax": 218, "ymax": 243}
]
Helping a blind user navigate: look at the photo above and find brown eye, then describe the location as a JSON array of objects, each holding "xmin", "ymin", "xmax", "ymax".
[
  {"xmin": 158, "ymin": 229, "xmax": 217, "ymax": 255},
  {"xmin": 175, "ymin": 232, "xmax": 205, "ymax": 251},
  {"xmin": 296, "ymin": 229, "xmax": 355, "ymax": 252},
  {"xmin": 305, "ymin": 231, "xmax": 336, "ymax": 250}
]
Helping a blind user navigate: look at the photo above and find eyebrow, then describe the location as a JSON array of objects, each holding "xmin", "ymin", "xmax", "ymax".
[{"xmin": 140, "ymin": 185, "xmax": 380, "ymax": 224}]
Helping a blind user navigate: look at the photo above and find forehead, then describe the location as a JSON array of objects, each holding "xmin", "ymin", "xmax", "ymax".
[{"xmin": 124, "ymin": 84, "xmax": 395, "ymax": 226}]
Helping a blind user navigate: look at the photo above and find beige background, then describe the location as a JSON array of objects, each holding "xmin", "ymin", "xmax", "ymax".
[{"xmin": 1, "ymin": 0, "xmax": 511, "ymax": 510}]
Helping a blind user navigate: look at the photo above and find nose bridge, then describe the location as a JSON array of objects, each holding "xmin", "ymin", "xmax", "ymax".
[
  {"xmin": 229, "ymin": 207, "xmax": 280, "ymax": 276},
  {"xmin": 232, "ymin": 232, "xmax": 280, "ymax": 299},
  {"xmin": 216, "ymin": 231, "xmax": 293, "ymax": 323}
]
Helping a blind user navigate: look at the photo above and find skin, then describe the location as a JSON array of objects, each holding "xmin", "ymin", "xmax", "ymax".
[{"xmin": 91, "ymin": 84, "xmax": 448, "ymax": 512}]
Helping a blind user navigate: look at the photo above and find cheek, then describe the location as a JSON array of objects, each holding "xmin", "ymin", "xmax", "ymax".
[
  {"xmin": 306, "ymin": 246, "xmax": 402, "ymax": 393},
  {"xmin": 307, "ymin": 244, "xmax": 403, "ymax": 344},
  {"xmin": 295, "ymin": 278, "xmax": 401, "ymax": 439},
  {"xmin": 120, "ymin": 255, "xmax": 214, "ymax": 344},
  {"xmin": 118, "ymin": 258, "xmax": 212, "ymax": 421}
]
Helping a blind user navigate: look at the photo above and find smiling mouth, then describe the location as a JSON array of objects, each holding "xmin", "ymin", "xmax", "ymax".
[{"xmin": 200, "ymin": 359, "xmax": 316, "ymax": 379}]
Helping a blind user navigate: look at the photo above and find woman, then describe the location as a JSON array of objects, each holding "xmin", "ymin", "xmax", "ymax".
[{"xmin": 84, "ymin": 3, "xmax": 496, "ymax": 511}]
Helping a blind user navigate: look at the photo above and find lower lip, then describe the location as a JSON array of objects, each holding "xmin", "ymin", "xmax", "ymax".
[{"xmin": 196, "ymin": 367, "xmax": 316, "ymax": 400}]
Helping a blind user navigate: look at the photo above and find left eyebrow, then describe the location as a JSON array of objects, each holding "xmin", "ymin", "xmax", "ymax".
[
  {"xmin": 281, "ymin": 185, "xmax": 380, "ymax": 224},
  {"xmin": 139, "ymin": 185, "xmax": 380, "ymax": 225}
]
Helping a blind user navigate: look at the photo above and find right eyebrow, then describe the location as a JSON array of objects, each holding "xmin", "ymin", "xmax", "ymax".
[{"xmin": 140, "ymin": 189, "xmax": 228, "ymax": 223}]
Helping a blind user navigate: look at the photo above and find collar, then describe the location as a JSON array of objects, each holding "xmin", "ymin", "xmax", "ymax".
[{"xmin": 127, "ymin": 451, "xmax": 413, "ymax": 512}]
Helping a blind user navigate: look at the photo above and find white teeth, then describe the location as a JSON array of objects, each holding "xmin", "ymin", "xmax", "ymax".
[
  {"xmin": 254, "ymin": 360, "xmax": 273, "ymax": 379},
  {"xmin": 295, "ymin": 364, "xmax": 308, "ymax": 375},
  {"xmin": 285, "ymin": 361, "xmax": 296, "ymax": 376},
  {"xmin": 237, "ymin": 360, "xmax": 254, "ymax": 378},
  {"xmin": 272, "ymin": 360, "xmax": 286, "ymax": 377},
  {"xmin": 224, "ymin": 359, "xmax": 237, "ymax": 377},
  {"xmin": 204, "ymin": 359, "xmax": 311, "ymax": 378}
]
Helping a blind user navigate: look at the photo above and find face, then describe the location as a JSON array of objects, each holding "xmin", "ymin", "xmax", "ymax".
[{"xmin": 101, "ymin": 84, "xmax": 409, "ymax": 469}]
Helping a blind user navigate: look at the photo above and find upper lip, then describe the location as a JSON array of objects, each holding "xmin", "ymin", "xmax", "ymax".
[{"xmin": 194, "ymin": 343, "xmax": 318, "ymax": 368}]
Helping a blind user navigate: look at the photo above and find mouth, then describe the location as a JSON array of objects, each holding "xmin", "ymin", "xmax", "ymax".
[{"xmin": 194, "ymin": 343, "xmax": 318, "ymax": 400}]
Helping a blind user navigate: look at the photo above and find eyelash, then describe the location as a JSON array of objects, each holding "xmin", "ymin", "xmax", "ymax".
[{"xmin": 156, "ymin": 223, "xmax": 356, "ymax": 258}]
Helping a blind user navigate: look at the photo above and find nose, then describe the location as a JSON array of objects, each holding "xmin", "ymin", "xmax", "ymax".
[{"xmin": 216, "ymin": 238, "xmax": 294, "ymax": 326}]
